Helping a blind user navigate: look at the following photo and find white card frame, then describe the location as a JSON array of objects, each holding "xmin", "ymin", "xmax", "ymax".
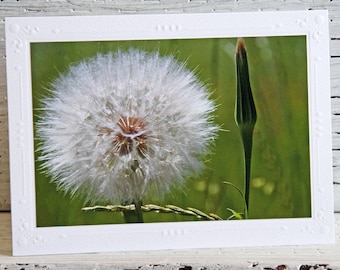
[{"xmin": 6, "ymin": 10, "xmax": 334, "ymax": 256}]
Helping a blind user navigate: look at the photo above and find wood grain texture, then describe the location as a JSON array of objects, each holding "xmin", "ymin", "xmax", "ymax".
[{"xmin": 0, "ymin": 212, "xmax": 339, "ymax": 268}]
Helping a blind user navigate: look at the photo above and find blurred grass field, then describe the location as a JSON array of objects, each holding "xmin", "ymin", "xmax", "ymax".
[{"xmin": 31, "ymin": 36, "xmax": 311, "ymax": 226}]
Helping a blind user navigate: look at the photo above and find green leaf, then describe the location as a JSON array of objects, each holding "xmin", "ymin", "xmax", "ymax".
[{"xmin": 227, "ymin": 208, "xmax": 243, "ymax": 220}]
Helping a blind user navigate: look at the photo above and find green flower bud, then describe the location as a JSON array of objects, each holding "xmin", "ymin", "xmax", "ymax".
[{"xmin": 235, "ymin": 38, "xmax": 257, "ymax": 129}]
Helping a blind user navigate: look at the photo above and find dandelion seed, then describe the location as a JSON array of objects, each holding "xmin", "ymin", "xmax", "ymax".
[{"xmin": 36, "ymin": 49, "xmax": 218, "ymax": 205}]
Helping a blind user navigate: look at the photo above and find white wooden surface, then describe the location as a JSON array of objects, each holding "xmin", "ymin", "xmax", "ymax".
[
  {"xmin": 0, "ymin": 0, "xmax": 340, "ymax": 268},
  {"xmin": 0, "ymin": 212, "xmax": 339, "ymax": 269}
]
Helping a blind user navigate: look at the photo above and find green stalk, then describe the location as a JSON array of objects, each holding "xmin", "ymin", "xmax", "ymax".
[
  {"xmin": 235, "ymin": 38, "xmax": 257, "ymax": 219},
  {"xmin": 122, "ymin": 200, "xmax": 144, "ymax": 223}
]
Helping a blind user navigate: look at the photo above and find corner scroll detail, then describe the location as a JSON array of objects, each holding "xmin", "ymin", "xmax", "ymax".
[
  {"xmin": 16, "ymin": 218, "xmax": 46, "ymax": 248},
  {"xmin": 9, "ymin": 23, "xmax": 40, "ymax": 54},
  {"xmin": 295, "ymin": 14, "xmax": 326, "ymax": 44}
]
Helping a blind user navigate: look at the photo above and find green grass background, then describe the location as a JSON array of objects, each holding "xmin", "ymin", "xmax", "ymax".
[{"xmin": 31, "ymin": 36, "xmax": 311, "ymax": 226}]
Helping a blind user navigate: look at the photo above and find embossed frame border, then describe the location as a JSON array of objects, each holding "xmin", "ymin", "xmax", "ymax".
[{"xmin": 6, "ymin": 11, "xmax": 334, "ymax": 256}]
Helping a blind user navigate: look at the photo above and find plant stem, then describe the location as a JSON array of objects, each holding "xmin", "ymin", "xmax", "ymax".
[
  {"xmin": 239, "ymin": 127, "xmax": 254, "ymax": 219},
  {"xmin": 122, "ymin": 200, "xmax": 144, "ymax": 223},
  {"xmin": 235, "ymin": 38, "xmax": 257, "ymax": 219}
]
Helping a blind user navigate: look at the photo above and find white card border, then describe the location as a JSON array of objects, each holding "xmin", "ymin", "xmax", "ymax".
[{"xmin": 5, "ymin": 10, "xmax": 334, "ymax": 256}]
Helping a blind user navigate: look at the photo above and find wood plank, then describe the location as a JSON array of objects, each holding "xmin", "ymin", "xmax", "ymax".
[
  {"xmin": 331, "ymin": 39, "xmax": 340, "ymax": 57},
  {"xmin": 331, "ymin": 58, "xmax": 340, "ymax": 97},
  {"xmin": 0, "ymin": 0, "xmax": 338, "ymax": 25},
  {"xmin": 335, "ymin": 184, "xmax": 340, "ymax": 207},
  {"xmin": 331, "ymin": 98, "xmax": 340, "ymax": 116},
  {"xmin": 0, "ymin": 212, "xmax": 339, "ymax": 268}
]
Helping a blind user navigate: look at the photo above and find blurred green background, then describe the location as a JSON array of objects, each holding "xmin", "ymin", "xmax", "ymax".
[{"xmin": 31, "ymin": 36, "xmax": 311, "ymax": 227}]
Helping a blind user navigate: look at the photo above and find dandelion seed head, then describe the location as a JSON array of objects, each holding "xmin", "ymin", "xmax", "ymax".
[{"xmin": 36, "ymin": 49, "xmax": 218, "ymax": 204}]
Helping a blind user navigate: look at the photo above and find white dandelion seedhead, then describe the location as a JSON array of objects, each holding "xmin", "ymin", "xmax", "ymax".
[{"xmin": 36, "ymin": 49, "xmax": 218, "ymax": 204}]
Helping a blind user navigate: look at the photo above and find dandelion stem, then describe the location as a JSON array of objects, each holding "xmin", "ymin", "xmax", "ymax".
[
  {"xmin": 122, "ymin": 200, "xmax": 144, "ymax": 223},
  {"xmin": 235, "ymin": 38, "xmax": 257, "ymax": 219}
]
